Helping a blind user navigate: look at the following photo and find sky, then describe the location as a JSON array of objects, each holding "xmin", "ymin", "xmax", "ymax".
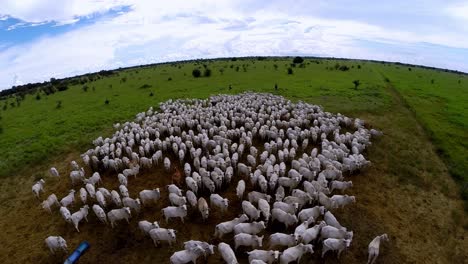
[{"xmin": 0, "ymin": 0, "xmax": 467, "ymax": 90}]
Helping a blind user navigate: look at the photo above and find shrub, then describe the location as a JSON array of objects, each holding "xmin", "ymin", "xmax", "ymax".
[
  {"xmin": 339, "ymin": 65, "xmax": 349, "ymax": 71},
  {"xmin": 408, "ymin": 68, "xmax": 412, "ymax": 71},
  {"xmin": 235, "ymin": 66, "xmax": 240, "ymax": 72},
  {"xmin": 35, "ymin": 93, "xmax": 41, "ymax": 100},
  {"xmin": 357, "ymin": 65, "xmax": 361, "ymax": 69},
  {"xmin": 2, "ymin": 104, "xmax": 6, "ymax": 110},
  {"xmin": 149, "ymin": 91, "xmax": 154, "ymax": 97},
  {"xmin": 275, "ymin": 83, "xmax": 278, "ymax": 90},
  {"xmin": 431, "ymin": 79, "xmax": 434, "ymax": 84},
  {"xmin": 56, "ymin": 100, "xmax": 62, "ymax": 109},
  {"xmin": 121, "ymin": 77, "xmax": 127, "ymax": 83},
  {"xmin": 105, "ymin": 99, "xmax": 110, "ymax": 105},
  {"xmin": 168, "ymin": 77, "xmax": 172, "ymax": 81},
  {"xmin": 0, "ymin": 125, "xmax": 4, "ymax": 134},
  {"xmin": 204, "ymin": 69, "xmax": 212, "ymax": 77},
  {"xmin": 352, "ymin": 80, "xmax": 360, "ymax": 90},
  {"xmin": 231, "ymin": 58, "xmax": 237, "ymax": 61},
  {"xmin": 57, "ymin": 84, "xmax": 68, "ymax": 91},
  {"xmin": 140, "ymin": 84, "xmax": 151, "ymax": 89},
  {"xmin": 82, "ymin": 85, "xmax": 88, "ymax": 92},
  {"xmin": 287, "ymin": 68, "xmax": 293, "ymax": 75},
  {"xmin": 192, "ymin": 69, "xmax": 201, "ymax": 78},
  {"xmin": 219, "ymin": 68, "xmax": 224, "ymax": 75},
  {"xmin": 293, "ymin": 56, "xmax": 304, "ymax": 64}
]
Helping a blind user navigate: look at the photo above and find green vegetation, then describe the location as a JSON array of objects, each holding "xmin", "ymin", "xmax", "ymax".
[{"xmin": 0, "ymin": 57, "xmax": 466, "ymax": 208}]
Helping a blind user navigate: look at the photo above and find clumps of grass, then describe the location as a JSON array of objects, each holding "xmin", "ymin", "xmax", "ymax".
[{"xmin": 140, "ymin": 84, "xmax": 151, "ymax": 89}]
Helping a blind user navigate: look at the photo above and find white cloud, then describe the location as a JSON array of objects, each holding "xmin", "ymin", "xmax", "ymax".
[
  {"xmin": 0, "ymin": 0, "xmax": 467, "ymax": 89},
  {"xmin": 0, "ymin": 0, "xmax": 132, "ymax": 24},
  {"xmin": 446, "ymin": 1, "xmax": 468, "ymax": 22}
]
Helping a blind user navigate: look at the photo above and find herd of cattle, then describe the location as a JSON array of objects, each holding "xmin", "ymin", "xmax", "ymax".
[{"xmin": 34, "ymin": 92, "xmax": 389, "ymax": 263}]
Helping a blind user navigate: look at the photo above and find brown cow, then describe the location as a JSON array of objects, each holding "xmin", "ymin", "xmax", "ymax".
[{"xmin": 172, "ymin": 167, "xmax": 182, "ymax": 187}]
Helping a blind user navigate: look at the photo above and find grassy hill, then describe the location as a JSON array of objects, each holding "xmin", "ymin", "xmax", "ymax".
[{"xmin": 0, "ymin": 57, "xmax": 466, "ymax": 263}]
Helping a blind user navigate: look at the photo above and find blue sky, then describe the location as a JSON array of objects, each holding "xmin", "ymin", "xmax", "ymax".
[{"xmin": 0, "ymin": 0, "xmax": 467, "ymax": 90}]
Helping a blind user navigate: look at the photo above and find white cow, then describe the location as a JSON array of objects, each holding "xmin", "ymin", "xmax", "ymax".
[
  {"xmin": 258, "ymin": 199, "xmax": 271, "ymax": 222},
  {"xmin": 149, "ymin": 228, "xmax": 177, "ymax": 247},
  {"xmin": 119, "ymin": 185, "xmax": 129, "ymax": 197},
  {"xmin": 210, "ymin": 194, "xmax": 229, "ymax": 213},
  {"xmin": 330, "ymin": 180, "xmax": 353, "ymax": 193},
  {"xmin": 111, "ymin": 190, "xmax": 122, "ymax": 206},
  {"xmin": 32, "ymin": 179, "xmax": 45, "ymax": 199},
  {"xmin": 70, "ymin": 169, "xmax": 85, "ymax": 185},
  {"xmin": 170, "ymin": 245, "xmax": 205, "ymax": 264},
  {"xmin": 164, "ymin": 157, "xmax": 171, "ymax": 171},
  {"xmin": 248, "ymin": 191, "xmax": 271, "ymax": 205},
  {"xmin": 139, "ymin": 189, "xmax": 160, "ymax": 205},
  {"xmin": 60, "ymin": 206, "xmax": 72, "ymax": 223},
  {"xmin": 96, "ymin": 190, "xmax": 107, "ymax": 208},
  {"xmin": 269, "ymin": 233, "xmax": 299, "ymax": 248},
  {"xmin": 214, "ymin": 214, "xmax": 249, "ymax": 238},
  {"xmin": 118, "ymin": 173, "xmax": 128, "ymax": 186},
  {"xmin": 320, "ymin": 226, "xmax": 353, "ymax": 241},
  {"xmin": 198, "ymin": 198, "xmax": 210, "ymax": 221},
  {"xmin": 321, "ymin": 238, "xmax": 351, "ymax": 258},
  {"xmin": 71, "ymin": 205, "xmax": 89, "ymax": 232},
  {"xmin": 49, "ymin": 167, "xmax": 60, "ymax": 178},
  {"xmin": 271, "ymin": 208, "xmax": 298, "ymax": 229},
  {"xmin": 273, "ymin": 202, "xmax": 298, "ymax": 215},
  {"xmin": 367, "ymin": 234, "xmax": 389, "ymax": 264},
  {"xmin": 298, "ymin": 206, "xmax": 325, "ymax": 223},
  {"xmin": 138, "ymin": 220, "xmax": 160, "ymax": 235},
  {"xmin": 45, "ymin": 236, "xmax": 67, "ymax": 254},
  {"xmin": 218, "ymin": 242, "xmax": 238, "ymax": 264},
  {"xmin": 86, "ymin": 183, "xmax": 96, "ymax": 198},
  {"xmin": 41, "ymin": 194, "xmax": 60, "ymax": 213},
  {"xmin": 186, "ymin": 190, "xmax": 198, "ymax": 207},
  {"xmin": 233, "ymin": 221, "xmax": 266, "ymax": 235},
  {"xmin": 294, "ymin": 220, "xmax": 310, "ymax": 238},
  {"xmin": 122, "ymin": 197, "xmax": 141, "ymax": 214},
  {"xmin": 234, "ymin": 233, "xmax": 263, "ymax": 250},
  {"xmin": 167, "ymin": 184, "xmax": 183, "ymax": 196},
  {"xmin": 247, "ymin": 250, "xmax": 280, "ymax": 264},
  {"xmin": 92, "ymin": 204, "xmax": 107, "ymax": 224},
  {"xmin": 242, "ymin": 201, "xmax": 261, "ymax": 220},
  {"xmin": 324, "ymin": 211, "xmax": 346, "ymax": 231},
  {"xmin": 60, "ymin": 190, "xmax": 75, "ymax": 207},
  {"xmin": 279, "ymin": 243, "xmax": 314, "ymax": 264},
  {"xmin": 301, "ymin": 221, "xmax": 327, "ymax": 244},
  {"xmin": 330, "ymin": 195, "xmax": 355, "ymax": 208},
  {"xmin": 185, "ymin": 177, "xmax": 198, "ymax": 194},
  {"xmin": 169, "ymin": 193, "xmax": 187, "ymax": 206},
  {"xmin": 107, "ymin": 207, "xmax": 131, "ymax": 228},
  {"xmin": 79, "ymin": 188, "xmax": 87, "ymax": 204},
  {"xmin": 162, "ymin": 205, "xmax": 187, "ymax": 223},
  {"xmin": 236, "ymin": 180, "xmax": 246, "ymax": 199}
]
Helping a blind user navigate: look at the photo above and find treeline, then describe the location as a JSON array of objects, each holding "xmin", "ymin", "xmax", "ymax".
[{"xmin": 0, "ymin": 70, "xmax": 115, "ymax": 99}]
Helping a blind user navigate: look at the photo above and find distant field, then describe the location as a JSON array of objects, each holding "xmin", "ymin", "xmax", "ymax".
[{"xmin": 0, "ymin": 57, "xmax": 466, "ymax": 263}]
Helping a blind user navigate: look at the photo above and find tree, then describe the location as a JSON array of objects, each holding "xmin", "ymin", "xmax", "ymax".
[
  {"xmin": 352, "ymin": 80, "xmax": 360, "ymax": 90},
  {"xmin": 293, "ymin": 56, "xmax": 304, "ymax": 64},
  {"xmin": 204, "ymin": 68, "xmax": 212, "ymax": 77},
  {"xmin": 192, "ymin": 69, "xmax": 201, "ymax": 78},
  {"xmin": 287, "ymin": 68, "xmax": 293, "ymax": 75}
]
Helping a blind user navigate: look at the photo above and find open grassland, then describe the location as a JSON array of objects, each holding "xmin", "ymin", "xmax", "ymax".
[{"xmin": 0, "ymin": 57, "xmax": 466, "ymax": 263}]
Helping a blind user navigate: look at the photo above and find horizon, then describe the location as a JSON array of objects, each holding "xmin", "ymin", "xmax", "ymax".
[{"xmin": 1, "ymin": 0, "xmax": 468, "ymax": 90}]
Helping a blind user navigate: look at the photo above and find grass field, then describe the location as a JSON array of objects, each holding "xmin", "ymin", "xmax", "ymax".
[{"xmin": 0, "ymin": 57, "xmax": 466, "ymax": 263}]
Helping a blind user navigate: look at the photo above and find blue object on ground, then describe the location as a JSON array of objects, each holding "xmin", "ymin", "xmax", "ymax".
[{"xmin": 64, "ymin": 241, "xmax": 90, "ymax": 264}]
